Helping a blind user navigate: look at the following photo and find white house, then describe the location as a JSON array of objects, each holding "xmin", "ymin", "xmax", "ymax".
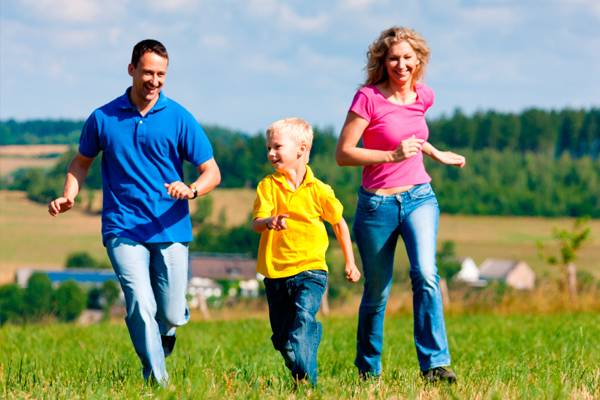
[{"xmin": 455, "ymin": 257, "xmax": 480, "ymax": 283}]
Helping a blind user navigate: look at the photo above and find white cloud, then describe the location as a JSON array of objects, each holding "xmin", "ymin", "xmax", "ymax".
[
  {"xmin": 201, "ymin": 34, "xmax": 229, "ymax": 49},
  {"xmin": 461, "ymin": 7, "xmax": 520, "ymax": 25},
  {"xmin": 338, "ymin": 0, "xmax": 380, "ymax": 11},
  {"xmin": 147, "ymin": 0, "xmax": 201, "ymax": 13},
  {"xmin": 246, "ymin": 0, "xmax": 279, "ymax": 17},
  {"xmin": 279, "ymin": 5, "xmax": 329, "ymax": 32},
  {"xmin": 50, "ymin": 29, "xmax": 100, "ymax": 49},
  {"xmin": 20, "ymin": 0, "xmax": 105, "ymax": 23},
  {"xmin": 244, "ymin": 55, "xmax": 291, "ymax": 74}
]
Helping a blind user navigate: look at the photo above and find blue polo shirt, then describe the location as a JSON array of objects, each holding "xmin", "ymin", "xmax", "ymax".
[{"xmin": 79, "ymin": 88, "xmax": 214, "ymax": 245}]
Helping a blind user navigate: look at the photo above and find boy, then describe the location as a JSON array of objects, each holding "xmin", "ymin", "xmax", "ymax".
[{"xmin": 252, "ymin": 118, "xmax": 361, "ymax": 386}]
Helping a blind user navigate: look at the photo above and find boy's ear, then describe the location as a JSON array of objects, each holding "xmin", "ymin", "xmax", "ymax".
[{"xmin": 297, "ymin": 142, "xmax": 308, "ymax": 158}]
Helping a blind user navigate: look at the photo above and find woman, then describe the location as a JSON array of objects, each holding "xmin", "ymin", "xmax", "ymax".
[{"xmin": 335, "ymin": 26, "xmax": 464, "ymax": 383}]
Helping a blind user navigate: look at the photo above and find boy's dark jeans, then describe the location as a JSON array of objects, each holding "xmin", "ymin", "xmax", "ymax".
[{"xmin": 264, "ymin": 270, "xmax": 328, "ymax": 386}]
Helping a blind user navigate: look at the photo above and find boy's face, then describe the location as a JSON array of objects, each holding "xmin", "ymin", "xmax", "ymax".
[{"xmin": 266, "ymin": 131, "xmax": 306, "ymax": 173}]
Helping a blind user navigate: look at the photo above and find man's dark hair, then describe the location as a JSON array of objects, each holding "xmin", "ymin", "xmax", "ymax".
[{"xmin": 131, "ymin": 39, "xmax": 169, "ymax": 67}]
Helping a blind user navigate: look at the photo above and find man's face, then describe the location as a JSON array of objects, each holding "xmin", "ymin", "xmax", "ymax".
[{"xmin": 127, "ymin": 52, "xmax": 168, "ymax": 107}]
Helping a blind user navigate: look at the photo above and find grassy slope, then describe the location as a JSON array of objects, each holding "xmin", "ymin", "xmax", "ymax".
[
  {"xmin": 0, "ymin": 314, "xmax": 598, "ymax": 399},
  {"xmin": 1, "ymin": 190, "xmax": 599, "ymax": 284}
]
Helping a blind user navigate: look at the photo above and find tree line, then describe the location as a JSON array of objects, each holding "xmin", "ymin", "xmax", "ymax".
[
  {"xmin": 2, "ymin": 107, "xmax": 599, "ymax": 219},
  {"xmin": 2, "ymin": 107, "xmax": 599, "ymax": 156},
  {"xmin": 0, "ymin": 273, "xmax": 120, "ymax": 325}
]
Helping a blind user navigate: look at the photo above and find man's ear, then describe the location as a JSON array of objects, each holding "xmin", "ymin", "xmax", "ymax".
[{"xmin": 128, "ymin": 63, "xmax": 134, "ymax": 77}]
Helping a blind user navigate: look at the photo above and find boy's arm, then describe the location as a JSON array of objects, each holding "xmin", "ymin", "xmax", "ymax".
[
  {"xmin": 332, "ymin": 218, "xmax": 361, "ymax": 282},
  {"xmin": 252, "ymin": 214, "xmax": 289, "ymax": 233}
]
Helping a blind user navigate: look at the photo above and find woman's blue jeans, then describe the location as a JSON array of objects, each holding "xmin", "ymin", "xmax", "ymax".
[
  {"xmin": 106, "ymin": 236, "xmax": 190, "ymax": 384},
  {"xmin": 263, "ymin": 270, "xmax": 328, "ymax": 386},
  {"xmin": 353, "ymin": 183, "xmax": 451, "ymax": 376}
]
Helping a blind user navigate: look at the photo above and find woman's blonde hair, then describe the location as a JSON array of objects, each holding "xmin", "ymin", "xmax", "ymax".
[
  {"xmin": 266, "ymin": 118, "xmax": 313, "ymax": 164},
  {"xmin": 363, "ymin": 26, "xmax": 431, "ymax": 88}
]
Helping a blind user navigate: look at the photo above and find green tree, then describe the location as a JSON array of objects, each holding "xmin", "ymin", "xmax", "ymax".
[
  {"xmin": 24, "ymin": 272, "xmax": 54, "ymax": 319},
  {"xmin": 191, "ymin": 193, "xmax": 214, "ymax": 225},
  {"xmin": 102, "ymin": 280, "xmax": 121, "ymax": 309},
  {"xmin": 53, "ymin": 280, "xmax": 87, "ymax": 322},
  {"xmin": 537, "ymin": 216, "xmax": 592, "ymax": 299},
  {"xmin": 0, "ymin": 284, "xmax": 24, "ymax": 325},
  {"xmin": 436, "ymin": 240, "xmax": 462, "ymax": 280},
  {"xmin": 66, "ymin": 251, "xmax": 97, "ymax": 269}
]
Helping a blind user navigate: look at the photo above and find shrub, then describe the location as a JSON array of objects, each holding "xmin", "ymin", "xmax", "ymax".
[
  {"xmin": 24, "ymin": 272, "xmax": 54, "ymax": 319},
  {"xmin": 53, "ymin": 280, "xmax": 87, "ymax": 322},
  {"xmin": 65, "ymin": 251, "xmax": 97, "ymax": 269},
  {"xmin": 0, "ymin": 284, "xmax": 24, "ymax": 325}
]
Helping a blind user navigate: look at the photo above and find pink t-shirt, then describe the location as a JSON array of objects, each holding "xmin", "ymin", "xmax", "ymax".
[{"xmin": 349, "ymin": 84, "xmax": 434, "ymax": 188}]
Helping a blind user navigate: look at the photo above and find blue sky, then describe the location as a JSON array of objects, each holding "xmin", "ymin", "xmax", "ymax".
[{"xmin": 1, "ymin": 0, "xmax": 599, "ymax": 134}]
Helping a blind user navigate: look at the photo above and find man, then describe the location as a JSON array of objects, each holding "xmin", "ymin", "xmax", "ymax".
[{"xmin": 48, "ymin": 39, "xmax": 221, "ymax": 384}]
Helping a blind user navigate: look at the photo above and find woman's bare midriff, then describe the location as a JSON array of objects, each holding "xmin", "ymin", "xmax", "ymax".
[{"xmin": 362, "ymin": 185, "xmax": 414, "ymax": 195}]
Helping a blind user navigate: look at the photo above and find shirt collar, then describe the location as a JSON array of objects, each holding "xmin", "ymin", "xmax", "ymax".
[
  {"xmin": 272, "ymin": 165, "xmax": 315, "ymax": 190},
  {"xmin": 118, "ymin": 87, "xmax": 168, "ymax": 113}
]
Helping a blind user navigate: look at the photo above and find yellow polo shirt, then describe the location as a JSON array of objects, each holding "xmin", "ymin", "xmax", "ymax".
[{"xmin": 253, "ymin": 166, "xmax": 344, "ymax": 279}]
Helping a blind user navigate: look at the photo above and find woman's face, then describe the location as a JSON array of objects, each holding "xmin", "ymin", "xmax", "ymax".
[{"xmin": 384, "ymin": 41, "xmax": 420, "ymax": 86}]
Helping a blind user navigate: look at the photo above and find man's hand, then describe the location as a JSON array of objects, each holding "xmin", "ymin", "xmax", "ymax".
[
  {"xmin": 164, "ymin": 182, "xmax": 194, "ymax": 200},
  {"xmin": 267, "ymin": 214, "xmax": 289, "ymax": 231},
  {"xmin": 345, "ymin": 263, "xmax": 361, "ymax": 282},
  {"xmin": 48, "ymin": 197, "xmax": 75, "ymax": 217}
]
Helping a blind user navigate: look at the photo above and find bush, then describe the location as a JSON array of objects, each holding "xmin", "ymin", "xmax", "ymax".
[
  {"xmin": 0, "ymin": 284, "xmax": 24, "ymax": 325},
  {"xmin": 191, "ymin": 193, "xmax": 214, "ymax": 225},
  {"xmin": 24, "ymin": 273, "xmax": 54, "ymax": 319},
  {"xmin": 53, "ymin": 280, "xmax": 87, "ymax": 322},
  {"xmin": 66, "ymin": 251, "xmax": 97, "ymax": 269}
]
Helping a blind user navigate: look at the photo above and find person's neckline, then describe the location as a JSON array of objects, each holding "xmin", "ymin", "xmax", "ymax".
[{"xmin": 371, "ymin": 84, "xmax": 420, "ymax": 107}]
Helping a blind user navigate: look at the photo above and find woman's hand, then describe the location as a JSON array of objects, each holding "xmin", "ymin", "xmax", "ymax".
[
  {"xmin": 421, "ymin": 142, "xmax": 466, "ymax": 168},
  {"xmin": 435, "ymin": 151, "xmax": 466, "ymax": 168},
  {"xmin": 390, "ymin": 135, "xmax": 424, "ymax": 163}
]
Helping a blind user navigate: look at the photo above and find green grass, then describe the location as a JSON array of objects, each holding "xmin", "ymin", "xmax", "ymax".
[{"xmin": 1, "ymin": 314, "xmax": 599, "ymax": 399}]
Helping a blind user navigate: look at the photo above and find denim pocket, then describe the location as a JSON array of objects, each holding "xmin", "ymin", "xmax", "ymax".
[
  {"xmin": 305, "ymin": 270, "xmax": 327, "ymax": 280},
  {"xmin": 357, "ymin": 196, "xmax": 381, "ymax": 212},
  {"xmin": 409, "ymin": 183, "xmax": 434, "ymax": 199}
]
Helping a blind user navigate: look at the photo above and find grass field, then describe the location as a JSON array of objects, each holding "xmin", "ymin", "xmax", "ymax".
[
  {"xmin": 1, "ymin": 314, "xmax": 598, "ymax": 399},
  {"xmin": 1, "ymin": 189, "xmax": 598, "ymax": 285}
]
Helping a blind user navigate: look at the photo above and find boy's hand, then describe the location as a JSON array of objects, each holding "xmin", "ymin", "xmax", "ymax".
[
  {"xmin": 345, "ymin": 263, "xmax": 361, "ymax": 282},
  {"xmin": 268, "ymin": 214, "xmax": 289, "ymax": 231}
]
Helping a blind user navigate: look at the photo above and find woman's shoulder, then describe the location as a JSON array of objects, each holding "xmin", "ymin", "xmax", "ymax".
[
  {"xmin": 415, "ymin": 84, "xmax": 434, "ymax": 108},
  {"xmin": 355, "ymin": 85, "xmax": 380, "ymax": 97}
]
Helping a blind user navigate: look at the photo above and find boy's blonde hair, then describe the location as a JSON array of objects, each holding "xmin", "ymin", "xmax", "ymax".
[{"xmin": 266, "ymin": 118, "xmax": 313, "ymax": 164}]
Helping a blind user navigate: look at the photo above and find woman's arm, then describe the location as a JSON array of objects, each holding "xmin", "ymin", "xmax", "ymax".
[
  {"xmin": 335, "ymin": 112, "xmax": 424, "ymax": 167},
  {"xmin": 422, "ymin": 142, "xmax": 466, "ymax": 168}
]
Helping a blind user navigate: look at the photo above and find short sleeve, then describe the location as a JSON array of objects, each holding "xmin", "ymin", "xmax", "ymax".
[
  {"xmin": 253, "ymin": 178, "xmax": 274, "ymax": 220},
  {"xmin": 348, "ymin": 90, "xmax": 373, "ymax": 123},
  {"xmin": 180, "ymin": 116, "xmax": 214, "ymax": 167},
  {"xmin": 78, "ymin": 111, "xmax": 102, "ymax": 158},
  {"xmin": 418, "ymin": 85, "xmax": 435, "ymax": 110},
  {"xmin": 318, "ymin": 182, "xmax": 344, "ymax": 225}
]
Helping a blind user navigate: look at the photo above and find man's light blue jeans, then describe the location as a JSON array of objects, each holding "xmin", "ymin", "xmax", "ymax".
[
  {"xmin": 106, "ymin": 236, "xmax": 190, "ymax": 384},
  {"xmin": 263, "ymin": 270, "xmax": 328, "ymax": 386},
  {"xmin": 353, "ymin": 183, "xmax": 451, "ymax": 376}
]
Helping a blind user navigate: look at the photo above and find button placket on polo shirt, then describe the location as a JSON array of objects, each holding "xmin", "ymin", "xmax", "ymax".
[{"xmin": 136, "ymin": 117, "xmax": 147, "ymax": 144}]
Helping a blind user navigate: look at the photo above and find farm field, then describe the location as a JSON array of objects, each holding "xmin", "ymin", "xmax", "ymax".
[
  {"xmin": 1, "ymin": 189, "xmax": 599, "ymax": 285},
  {"xmin": 0, "ymin": 314, "xmax": 598, "ymax": 399},
  {"xmin": 0, "ymin": 145, "xmax": 70, "ymax": 176}
]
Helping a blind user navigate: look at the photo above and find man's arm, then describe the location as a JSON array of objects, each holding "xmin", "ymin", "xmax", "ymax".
[
  {"xmin": 48, "ymin": 152, "xmax": 95, "ymax": 216},
  {"xmin": 332, "ymin": 218, "xmax": 361, "ymax": 283},
  {"xmin": 164, "ymin": 158, "xmax": 221, "ymax": 200}
]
